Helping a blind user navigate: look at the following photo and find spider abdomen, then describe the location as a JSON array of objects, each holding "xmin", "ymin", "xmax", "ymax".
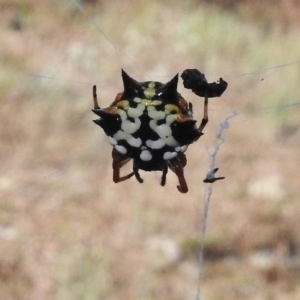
[{"xmin": 93, "ymin": 85, "xmax": 197, "ymax": 166}]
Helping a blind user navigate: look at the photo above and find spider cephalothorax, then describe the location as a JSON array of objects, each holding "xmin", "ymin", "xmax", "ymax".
[{"xmin": 92, "ymin": 69, "xmax": 227, "ymax": 193}]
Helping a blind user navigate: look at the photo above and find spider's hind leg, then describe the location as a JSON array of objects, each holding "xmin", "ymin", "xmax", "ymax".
[
  {"xmin": 168, "ymin": 153, "xmax": 188, "ymax": 193},
  {"xmin": 160, "ymin": 166, "xmax": 168, "ymax": 186},
  {"xmin": 112, "ymin": 149, "xmax": 134, "ymax": 183},
  {"xmin": 133, "ymin": 165, "xmax": 144, "ymax": 183}
]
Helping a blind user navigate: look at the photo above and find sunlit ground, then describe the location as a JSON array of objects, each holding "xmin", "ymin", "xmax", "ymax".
[{"xmin": 1, "ymin": 0, "xmax": 300, "ymax": 299}]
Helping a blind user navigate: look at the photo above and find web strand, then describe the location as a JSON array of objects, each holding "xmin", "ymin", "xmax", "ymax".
[
  {"xmin": 195, "ymin": 112, "xmax": 236, "ymax": 300},
  {"xmin": 69, "ymin": 0, "xmax": 149, "ymax": 78}
]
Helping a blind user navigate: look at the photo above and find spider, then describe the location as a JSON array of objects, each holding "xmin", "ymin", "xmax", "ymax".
[{"xmin": 92, "ymin": 69, "xmax": 227, "ymax": 193}]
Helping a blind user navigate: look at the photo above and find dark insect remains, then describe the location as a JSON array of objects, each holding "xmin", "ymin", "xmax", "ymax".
[{"xmin": 92, "ymin": 69, "xmax": 227, "ymax": 193}]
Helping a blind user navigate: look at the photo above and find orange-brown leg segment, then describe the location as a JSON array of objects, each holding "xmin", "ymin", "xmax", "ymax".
[
  {"xmin": 168, "ymin": 153, "xmax": 188, "ymax": 193},
  {"xmin": 198, "ymin": 96, "xmax": 208, "ymax": 132},
  {"xmin": 112, "ymin": 148, "xmax": 134, "ymax": 183},
  {"xmin": 93, "ymin": 85, "xmax": 100, "ymax": 109}
]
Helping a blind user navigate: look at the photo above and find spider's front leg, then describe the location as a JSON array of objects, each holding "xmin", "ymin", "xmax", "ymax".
[
  {"xmin": 93, "ymin": 85, "xmax": 100, "ymax": 109},
  {"xmin": 198, "ymin": 96, "xmax": 209, "ymax": 133},
  {"xmin": 168, "ymin": 153, "xmax": 188, "ymax": 193},
  {"xmin": 112, "ymin": 148, "xmax": 134, "ymax": 183}
]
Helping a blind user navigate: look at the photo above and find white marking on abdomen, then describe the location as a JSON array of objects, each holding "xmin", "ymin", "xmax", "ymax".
[
  {"xmin": 146, "ymin": 139, "xmax": 165, "ymax": 149},
  {"xmin": 118, "ymin": 110, "xmax": 127, "ymax": 121},
  {"xmin": 181, "ymin": 145, "xmax": 188, "ymax": 152},
  {"xmin": 121, "ymin": 118, "xmax": 141, "ymax": 134},
  {"xmin": 114, "ymin": 130, "xmax": 130, "ymax": 141},
  {"xmin": 127, "ymin": 137, "xmax": 142, "ymax": 147},
  {"xmin": 108, "ymin": 136, "xmax": 117, "ymax": 146},
  {"xmin": 140, "ymin": 150, "xmax": 152, "ymax": 161},
  {"xmin": 149, "ymin": 120, "xmax": 179, "ymax": 147},
  {"xmin": 127, "ymin": 104, "xmax": 145, "ymax": 118},
  {"xmin": 115, "ymin": 144, "xmax": 127, "ymax": 154},
  {"xmin": 163, "ymin": 152, "xmax": 178, "ymax": 160},
  {"xmin": 147, "ymin": 106, "xmax": 166, "ymax": 120}
]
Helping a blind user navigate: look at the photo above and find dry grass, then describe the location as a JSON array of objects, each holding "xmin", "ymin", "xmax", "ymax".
[{"xmin": 1, "ymin": 0, "xmax": 300, "ymax": 299}]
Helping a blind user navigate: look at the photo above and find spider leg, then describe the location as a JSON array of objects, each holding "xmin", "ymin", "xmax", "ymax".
[
  {"xmin": 133, "ymin": 164, "xmax": 144, "ymax": 183},
  {"xmin": 168, "ymin": 153, "xmax": 188, "ymax": 193},
  {"xmin": 198, "ymin": 96, "xmax": 208, "ymax": 132},
  {"xmin": 160, "ymin": 165, "xmax": 168, "ymax": 186},
  {"xmin": 112, "ymin": 149, "xmax": 134, "ymax": 183},
  {"xmin": 188, "ymin": 102, "xmax": 193, "ymax": 116},
  {"xmin": 93, "ymin": 85, "xmax": 100, "ymax": 109}
]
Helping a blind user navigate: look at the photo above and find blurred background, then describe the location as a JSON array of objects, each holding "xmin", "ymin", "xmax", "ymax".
[{"xmin": 1, "ymin": 0, "xmax": 300, "ymax": 299}]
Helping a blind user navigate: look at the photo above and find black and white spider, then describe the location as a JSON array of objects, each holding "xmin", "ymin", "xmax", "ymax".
[{"xmin": 92, "ymin": 69, "xmax": 227, "ymax": 193}]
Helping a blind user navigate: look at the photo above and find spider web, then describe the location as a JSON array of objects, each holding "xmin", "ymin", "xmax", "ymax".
[{"xmin": 28, "ymin": 1, "xmax": 300, "ymax": 299}]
